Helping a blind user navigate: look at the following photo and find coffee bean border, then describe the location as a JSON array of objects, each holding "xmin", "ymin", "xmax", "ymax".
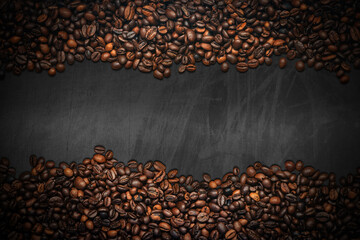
[
  {"xmin": 0, "ymin": 145, "xmax": 359, "ymax": 239},
  {"xmin": 0, "ymin": 0, "xmax": 359, "ymax": 82}
]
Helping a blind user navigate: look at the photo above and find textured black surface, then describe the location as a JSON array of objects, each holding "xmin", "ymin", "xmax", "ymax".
[{"xmin": 0, "ymin": 58, "xmax": 360, "ymax": 179}]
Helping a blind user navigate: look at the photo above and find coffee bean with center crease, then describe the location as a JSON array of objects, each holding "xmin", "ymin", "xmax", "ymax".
[
  {"xmin": 154, "ymin": 161, "xmax": 166, "ymax": 171},
  {"xmin": 186, "ymin": 29, "xmax": 196, "ymax": 42},
  {"xmin": 197, "ymin": 212, "xmax": 209, "ymax": 223},
  {"xmin": 227, "ymin": 54, "xmax": 237, "ymax": 64},
  {"xmin": 284, "ymin": 160, "xmax": 295, "ymax": 172},
  {"xmin": 225, "ymin": 229, "xmax": 236, "ymax": 239},
  {"xmin": 159, "ymin": 222, "xmax": 171, "ymax": 231},
  {"xmin": 236, "ymin": 62, "xmax": 248, "ymax": 73},
  {"xmin": 94, "ymin": 145, "xmax": 105, "ymax": 154},
  {"xmin": 248, "ymin": 59, "xmax": 259, "ymax": 69},
  {"xmin": 153, "ymin": 69, "xmax": 164, "ymax": 80}
]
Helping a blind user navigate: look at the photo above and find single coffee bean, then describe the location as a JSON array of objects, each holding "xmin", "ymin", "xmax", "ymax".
[
  {"xmin": 154, "ymin": 161, "xmax": 166, "ymax": 171},
  {"xmin": 153, "ymin": 69, "xmax": 164, "ymax": 80},
  {"xmin": 94, "ymin": 145, "xmax": 105, "ymax": 154},
  {"xmin": 67, "ymin": 54, "xmax": 75, "ymax": 65},
  {"xmin": 48, "ymin": 68, "xmax": 56, "ymax": 76},
  {"xmin": 302, "ymin": 166, "xmax": 315, "ymax": 177},
  {"xmin": 59, "ymin": 8, "xmax": 72, "ymax": 19},
  {"xmin": 295, "ymin": 60, "xmax": 305, "ymax": 72},
  {"xmin": 111, "ymin": 61, "xmax": 122, "ymax": 70},
  {"xmin": 186, "ymin": 29, "xmax": 196, "ymax": 42},
  {"xmin": 279, "ymin": 57, "xmax": 287, "ymax": 68},
  {"xmin": 67, "ymin": 39, "xmax": 77, "ymax": 49},
  {"xmin": 227, "ymin": 54, "xmax": 237, "ymax": 64},
  {"xmin": 315, "ymin": 212, "xmax": 330, "ymax": 222},
  {"xmin": 340, "ymin": 75, "xmax": 350, "ymax": 84},
  {"xmin": 236, "ymin": 62, "xmax": 248, "ymax": 73},
  {"xmin": 93, "ymin": 154, "xmax": 106, "ymax": 163},
  {"xmin": 159, "ymin": 222, "xmax": 171, "ymax": 231},
  {"xmin": 249, "ymin": 192, "xmax": 260, "ymax": 201},
  {"xmin": 248, "ymin": 59, "xmax": 259, "ymax": 69},
  {"xmin": 246, "ymin": 166, "xmax": 256, "ymax": 177},
  {"xmin": 221, "ymin": 62, "xmax": 229, "ymax": 72},
  {"xmin": 64, "ymin": 168, "xmax": 73, "ymax": 178},
  {"xmin": 284, "ymin": 160, "xmax": 296, "ymax": 172},
  {"xmin": 197, "ymin": 212, "xmax": 209, "ymax": 223},
  {"xmin": 295, "ymin": 160, "xmax": 304, "ymax": 171},
  {"xmin": 225, "ymin": 229, "xmax": 236, "ymax": 239},
  {"xmin": 55, "ymin": 63, "xmax": 65, "ymax": 73},
  {"xmin": 270, "ymin": 196, "xmax": 281, "ymax": 205},
  {"xmin": 85, "ymin": 220, "xmax": 94, "ymax": 230},
  {"xmin": 107, "ymin": 230, "xmax": 117, "ymax": 238}
]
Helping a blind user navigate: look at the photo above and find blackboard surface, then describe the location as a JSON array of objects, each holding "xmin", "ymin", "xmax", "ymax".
[{"xmin": 0, "ymin": 58, "xmax": 359, "ymax": 179}]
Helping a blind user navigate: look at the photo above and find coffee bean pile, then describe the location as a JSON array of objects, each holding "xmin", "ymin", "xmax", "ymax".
[
  {"xmin": 0, "ymin": 0, "xmax": 359, "ymax": 82},
  {"xmin": 0, "ymin": 146, "xmax": 359, "ymax": 239}
]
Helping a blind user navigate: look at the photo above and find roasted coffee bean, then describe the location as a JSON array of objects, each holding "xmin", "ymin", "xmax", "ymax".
[
  {"xmin": 154, "ymin": 161, "xmax": 166, "ymax": 171},
  {"xmin": 279, "ymin": 57, "xmax": 287, "ymax": 69},
  {"xmin": 295, "ymin": 60, "xmax": 305, "ymax": 72},
  {"xmin": 236, "ymin": 62, "xmax": 248, "ymax": 73},
  {"xmin": 94, "ymin": 145, "xmax": 105, "ymax": 154},
  {"xmin": 302, "ymin": 166, "xmax": 315, "ymax": 177},
  {"xmin": 284, "ymin": 160, "xmax": 295, "ymax": 172},
  {"xmin": 315, "ymin": 212, "xmax": 330, "ymax": 222},
  {"xmin": 91, "ymin": 52, "xmax": 101, "ymax": 62},
  {"xmin": 253, "ymin": 47, "xmax": 265, "ymax": 59},
  {"xmin": 48, "ymin": 68, "xmax": 56, "ymax": 76},
  {"xmin": 340, "ymin": 75, "xmax": 350, "ymax": 84},
  {"xmin": 93, "ymin": 154, "xmax": 106, "ymax": 163},
  {"xmin": 269, "ymin": 196, "xmax": 281, "ymax": 205},
  {"xmin": 286, "ymin": 50, "xmax": 297, "ymax": 60},
  {"xmin": 94, "ymin": 146, "xmax": 105, "ymax": 154},
  {"xmin": 186, "ymin": 29, "xmax": 196, "ymax": 42},
  {"xmin": 227, "ymin": 54, "xmax": 237, "ymax": 64},
  {"xmin": 86, "ymin": 24, "xmax": 96, "ymax": 37},
  {"xmin": 248, "ymin": 59, "xmax": 259, "ymax": 69},
  {"xmin": 225, "ymin": 229, "xmax": 236, "ymax": 239},
  {"xmin": 153, "ymin": 69, "xmax": 164, "ymax": 80},
  {"xmin": 197, "ymin": 212, "xmax": 209, "ymax": 223},
  {"xmin": 294, "ymin": 40, "xmax": 305, "ymax": 54},
  {"xmin": 59, "ymin": 8, "xmax": 72, "ymax": 19},
  {"xmin": 111, "ymin": 61, "xmax": 122, "ymax": 70},
  {"xmin": 246, "ymin": 166, "xmax": 256, "ymax": 177},
  {"xmin": 159, "ymin": 222, "xmax": 171, "ymax": 231},
  {"xmin": 55, "ymin": 63, "xmax": 65, "ymax": 73},
  {"xmin": 74, "ymin": 176, "xmax": 86, "ymax": 190}
]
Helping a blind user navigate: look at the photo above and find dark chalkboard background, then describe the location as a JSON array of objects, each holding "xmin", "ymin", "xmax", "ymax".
[{"xmin": 0, "ymin": 57, "xmax": 359, "ymax": 179}]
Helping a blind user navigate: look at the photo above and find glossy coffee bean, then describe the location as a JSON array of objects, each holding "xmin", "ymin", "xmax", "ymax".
[
  {"xmin": 221, "ymin": 62, "xmax": 229, "ymax": 72},
  {"xmin": 279, "ymin": 57, "xmax": 287, "ymax": 69}
]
